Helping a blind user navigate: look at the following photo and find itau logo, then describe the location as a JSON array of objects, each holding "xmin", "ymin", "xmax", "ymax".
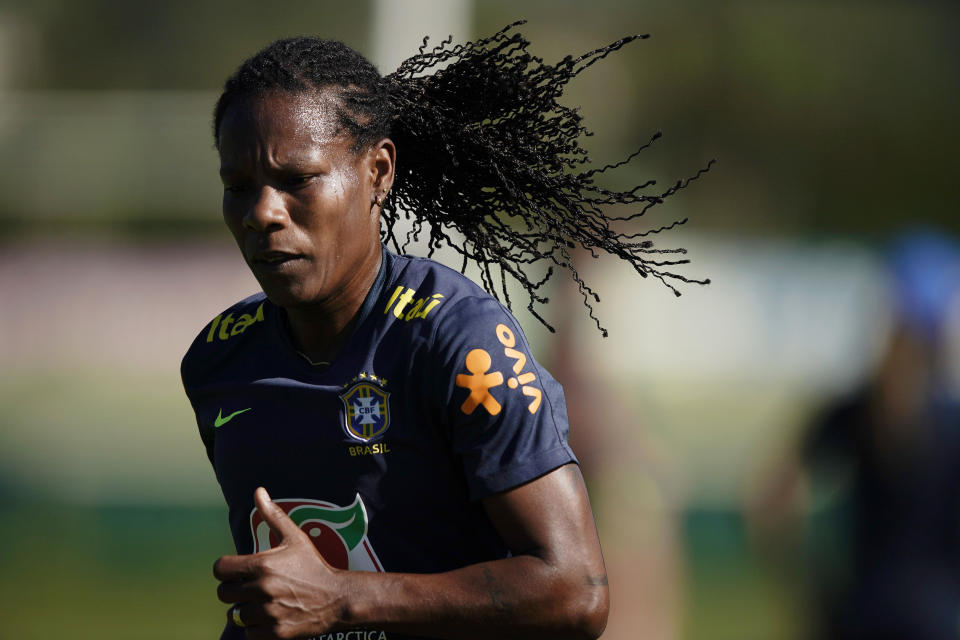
[{"xmin": 250, "ymin": 495, "xmax": 383, "ymax": 572}]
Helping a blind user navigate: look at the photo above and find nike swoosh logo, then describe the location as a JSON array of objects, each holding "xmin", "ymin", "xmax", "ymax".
[{"xmin": 214, "ymin": 407, "xmax": 251, "ymax": 428}]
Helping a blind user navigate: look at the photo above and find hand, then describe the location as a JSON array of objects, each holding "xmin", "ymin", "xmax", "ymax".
[{"xmin": 214, "ymin": 487, "xmax": 346, "ymax": 639}]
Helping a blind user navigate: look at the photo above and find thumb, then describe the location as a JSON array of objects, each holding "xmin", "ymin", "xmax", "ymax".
[{"xmin": 254, "ymin": 486, "xmax": 302, "ymax": 542}]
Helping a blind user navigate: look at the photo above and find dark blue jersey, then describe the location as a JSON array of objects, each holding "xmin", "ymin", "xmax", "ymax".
[{"xmin": 181, "ymin": 247, "xmax": 576, "ymax": 640}]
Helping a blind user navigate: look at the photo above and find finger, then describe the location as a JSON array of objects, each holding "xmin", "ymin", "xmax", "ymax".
[
  {"xmin": 228, "ymin": 603, "xmax": 247, "ymax": 628},
  {"xmin": 213, "ymin": 554, "xmax": 259, "ymax": 582},
  {"xmin": 227, "ymin": 602, "xmax": 271, "ymax": 628},
  {"xmin": 254, "ymin": 486, "xmax": 302, "ymax": 542},
  {"xmin": 217, "ymin": 579, "xmax": 267, "ymax": 604}
]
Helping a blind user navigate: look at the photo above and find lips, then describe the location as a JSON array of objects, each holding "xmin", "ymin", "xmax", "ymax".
[{"xmin": 249, "ymin": 249, "xmax": 307, "ymax": 271}]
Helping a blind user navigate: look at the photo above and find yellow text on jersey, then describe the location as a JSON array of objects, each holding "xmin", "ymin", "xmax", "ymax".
[
  {"xmin": 206, "ymin": 303, "xmax": 265, "ymax": 342},
  {"xmin": 383, "ymin": 286, "xmax": 444, "ymax": 322}
]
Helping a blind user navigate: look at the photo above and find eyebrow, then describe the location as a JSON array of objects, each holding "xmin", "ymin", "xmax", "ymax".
[{"xmin": 219, "ymin": 155, "xmax": 332, "ymax": 177}]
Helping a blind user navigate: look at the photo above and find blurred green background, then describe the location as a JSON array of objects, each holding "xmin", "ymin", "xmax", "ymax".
[{"xmin": 1, "ymin": 1, "xmax": 958, "ymax": 638}]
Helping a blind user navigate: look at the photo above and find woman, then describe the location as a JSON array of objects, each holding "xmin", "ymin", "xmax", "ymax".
[{"xmin": 182, "ymin": 23, "xmax": 707, "ymax": 640}]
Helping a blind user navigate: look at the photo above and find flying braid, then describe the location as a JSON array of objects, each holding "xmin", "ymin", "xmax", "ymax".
[{"xmin": 214, "ymin": 21, "xmax": 712, "ymax": 336}]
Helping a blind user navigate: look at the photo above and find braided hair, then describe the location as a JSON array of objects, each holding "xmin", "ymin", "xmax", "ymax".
[{"xmin": 214, "ymin": 21, "xmax": 711, "ymax": 336}]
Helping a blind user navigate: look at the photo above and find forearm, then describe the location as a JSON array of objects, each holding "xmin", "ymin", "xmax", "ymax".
[
  {"xmin": 216, "ymin": 470, "xmax": 609, "ymax": 639},
  {"xmin": 335, "ymin": 553, "xmax": 608, "ymax": 640}
]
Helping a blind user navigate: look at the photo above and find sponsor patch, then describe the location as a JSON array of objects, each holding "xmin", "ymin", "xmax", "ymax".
[
  {"xmin": 454, "ymin": 323, "xmax": 542, "ymax": 416},
  {"xmin": 383, "ymin": 285, "xmax": 444, "ymax": 322},
  {"xmin": 205, "ymin": 303, "xmax": 265, "ymax": 342},
  {"xmin": 250, "ymin": 495, "xmax": 383, "ymax": 572}
]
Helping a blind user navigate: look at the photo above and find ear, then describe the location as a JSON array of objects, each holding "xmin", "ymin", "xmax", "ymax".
[{"xmin": 367, "ymin": 137, "xmax": 396, "ymax": 197}]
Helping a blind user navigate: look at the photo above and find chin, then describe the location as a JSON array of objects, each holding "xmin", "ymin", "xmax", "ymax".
[
  {"xmin": 261, "ymin": 290, "xmax": 297, "ymax": 309},
  {"xmin": 256, "ymin": 279, "xmax": 313, "ymax": 309}
]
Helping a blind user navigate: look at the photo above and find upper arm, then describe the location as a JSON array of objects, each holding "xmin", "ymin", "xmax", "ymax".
[
  {"xmin": 481, "ymin": 463, "xmax": 609, "ymax": 636},
  {"xmin": 431, "ymin": 296, "xmax": 577, "ymax": 499},
  {"xmin": 483, "ymin": 463, "xmax": 607, "ymax": 582}
]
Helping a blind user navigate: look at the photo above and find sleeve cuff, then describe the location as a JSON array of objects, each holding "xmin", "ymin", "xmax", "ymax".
[{"xmin": 465, "ymin": 445, "xmax": 578, "ymax": 501}]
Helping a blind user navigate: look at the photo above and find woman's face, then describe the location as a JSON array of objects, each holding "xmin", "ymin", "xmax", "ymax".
[{"xmin": 217, "ymin": 90, "xmax": 392, "ymax": 309}]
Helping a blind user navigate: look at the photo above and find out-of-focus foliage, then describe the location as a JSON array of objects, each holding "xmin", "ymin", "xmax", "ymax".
[
  {"xmin": 2, "ymin": 1, "xmax": 956, "ymax": 236},
  {"xmin": 479, "ymin": 1, "xmax": 960, "ymax": 236},
  {"xmin": 3, "ymin": 0, "xmax": 370, "ymax": 89}
]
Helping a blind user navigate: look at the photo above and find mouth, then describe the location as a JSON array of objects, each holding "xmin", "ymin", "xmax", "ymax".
[{"xmin": 250, "ymin": 250, "xmax": 307, "ymax": 270}]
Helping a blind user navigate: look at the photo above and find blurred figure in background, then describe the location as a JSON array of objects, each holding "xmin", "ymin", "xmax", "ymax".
[{"xmin": 751, "ymin": 229, "xmax": 960, "ymax": 640}]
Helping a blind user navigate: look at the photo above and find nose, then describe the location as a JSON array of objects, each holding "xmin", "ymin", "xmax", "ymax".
[{"xmin": 244, "ymin": 185, "xmax": 288, "ymax": 232}]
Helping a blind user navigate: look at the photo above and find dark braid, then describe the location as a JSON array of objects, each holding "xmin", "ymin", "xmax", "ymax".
[
  {"xmin": 213, "ymin": 38, "xmax": 392, "ymax": 151},
  {"xmin": 214, "ymin": 22, "xmax": 711, "ymax": 336}
]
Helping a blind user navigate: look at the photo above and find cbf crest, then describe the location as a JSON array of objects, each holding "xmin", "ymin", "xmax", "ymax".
[{"xmin": 340, "ymin": 373, "xmax": 390, "ymax": 441}]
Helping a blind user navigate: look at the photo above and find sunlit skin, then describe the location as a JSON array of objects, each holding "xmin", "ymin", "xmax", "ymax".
[
  {"xmin": 215, "ymin": 466, "xmax": 608, "ymax": 640},
  {"xmin": 217, "ymin": 90, "xmax": 395, "ymax": 362},
  {"xmin": 212, "ymin": 90, "xmax": 609, "ymax": 640}
]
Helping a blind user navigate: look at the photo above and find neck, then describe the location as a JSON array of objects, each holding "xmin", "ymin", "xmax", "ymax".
[{"xmin": 284, "ymin": 249, "xmax": 382, "ymax": 364}]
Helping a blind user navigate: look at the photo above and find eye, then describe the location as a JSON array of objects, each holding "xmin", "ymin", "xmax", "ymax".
[
  {"xmin": 222, "ymin": 179, "xmax": 253, "ymax": 194},
  {"xmin": 283, "ymin": 175, "xmax": 315, "ymax": 190}
]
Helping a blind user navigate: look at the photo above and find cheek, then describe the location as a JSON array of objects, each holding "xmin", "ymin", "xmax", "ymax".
[
  {"xmin": 330, "ymin": 166, "xmax": 363, "ymax": 208},
  {"xmin": 222, "ymin": 203, "xmax": 247, "ymax": 245},
  {"xmin": 309, "ymin": 171, "xmax": 367, "ymax": 235}
]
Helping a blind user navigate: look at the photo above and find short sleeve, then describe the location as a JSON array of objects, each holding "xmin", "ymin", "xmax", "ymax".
[
  {"xmin": 181, "ymin": 338, "xmax": 216, "ymax": 466},
  {"xmin": 429, "ymin": 296, "xmax": 577, "ymax": 500}
]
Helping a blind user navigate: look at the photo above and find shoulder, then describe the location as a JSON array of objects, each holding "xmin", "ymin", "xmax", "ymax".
[
  {"xmin": 381, "ymin": 252, "xmax": 510, "ymax": 335},
  {"xmin": 378, "ymin": 252, "xmax": 540, "ymax": 390},
  {"xmin": 384, "ymin": 253, "xmax": 541, "ymax": 383},
  {"xmin": 384, "ymin": 257, "xmax": 574, "ymax": 500},
  {"xmin": 180, "ymin": 292, "xmax": 271, "ymax": 389}
]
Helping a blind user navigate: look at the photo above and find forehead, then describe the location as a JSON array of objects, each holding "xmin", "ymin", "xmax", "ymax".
[{"xmin": 217, "ymin": 90, "xmax": 353, "ymax": 163}]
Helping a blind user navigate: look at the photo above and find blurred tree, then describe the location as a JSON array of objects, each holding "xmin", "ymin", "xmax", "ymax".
[
  {"xmin": 5, "ymin": 0, "xmax": 370, "ymax": 89},
  {"xmin": 1, "ymin": 0, "xmax": 957, "ymax": 237}
]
